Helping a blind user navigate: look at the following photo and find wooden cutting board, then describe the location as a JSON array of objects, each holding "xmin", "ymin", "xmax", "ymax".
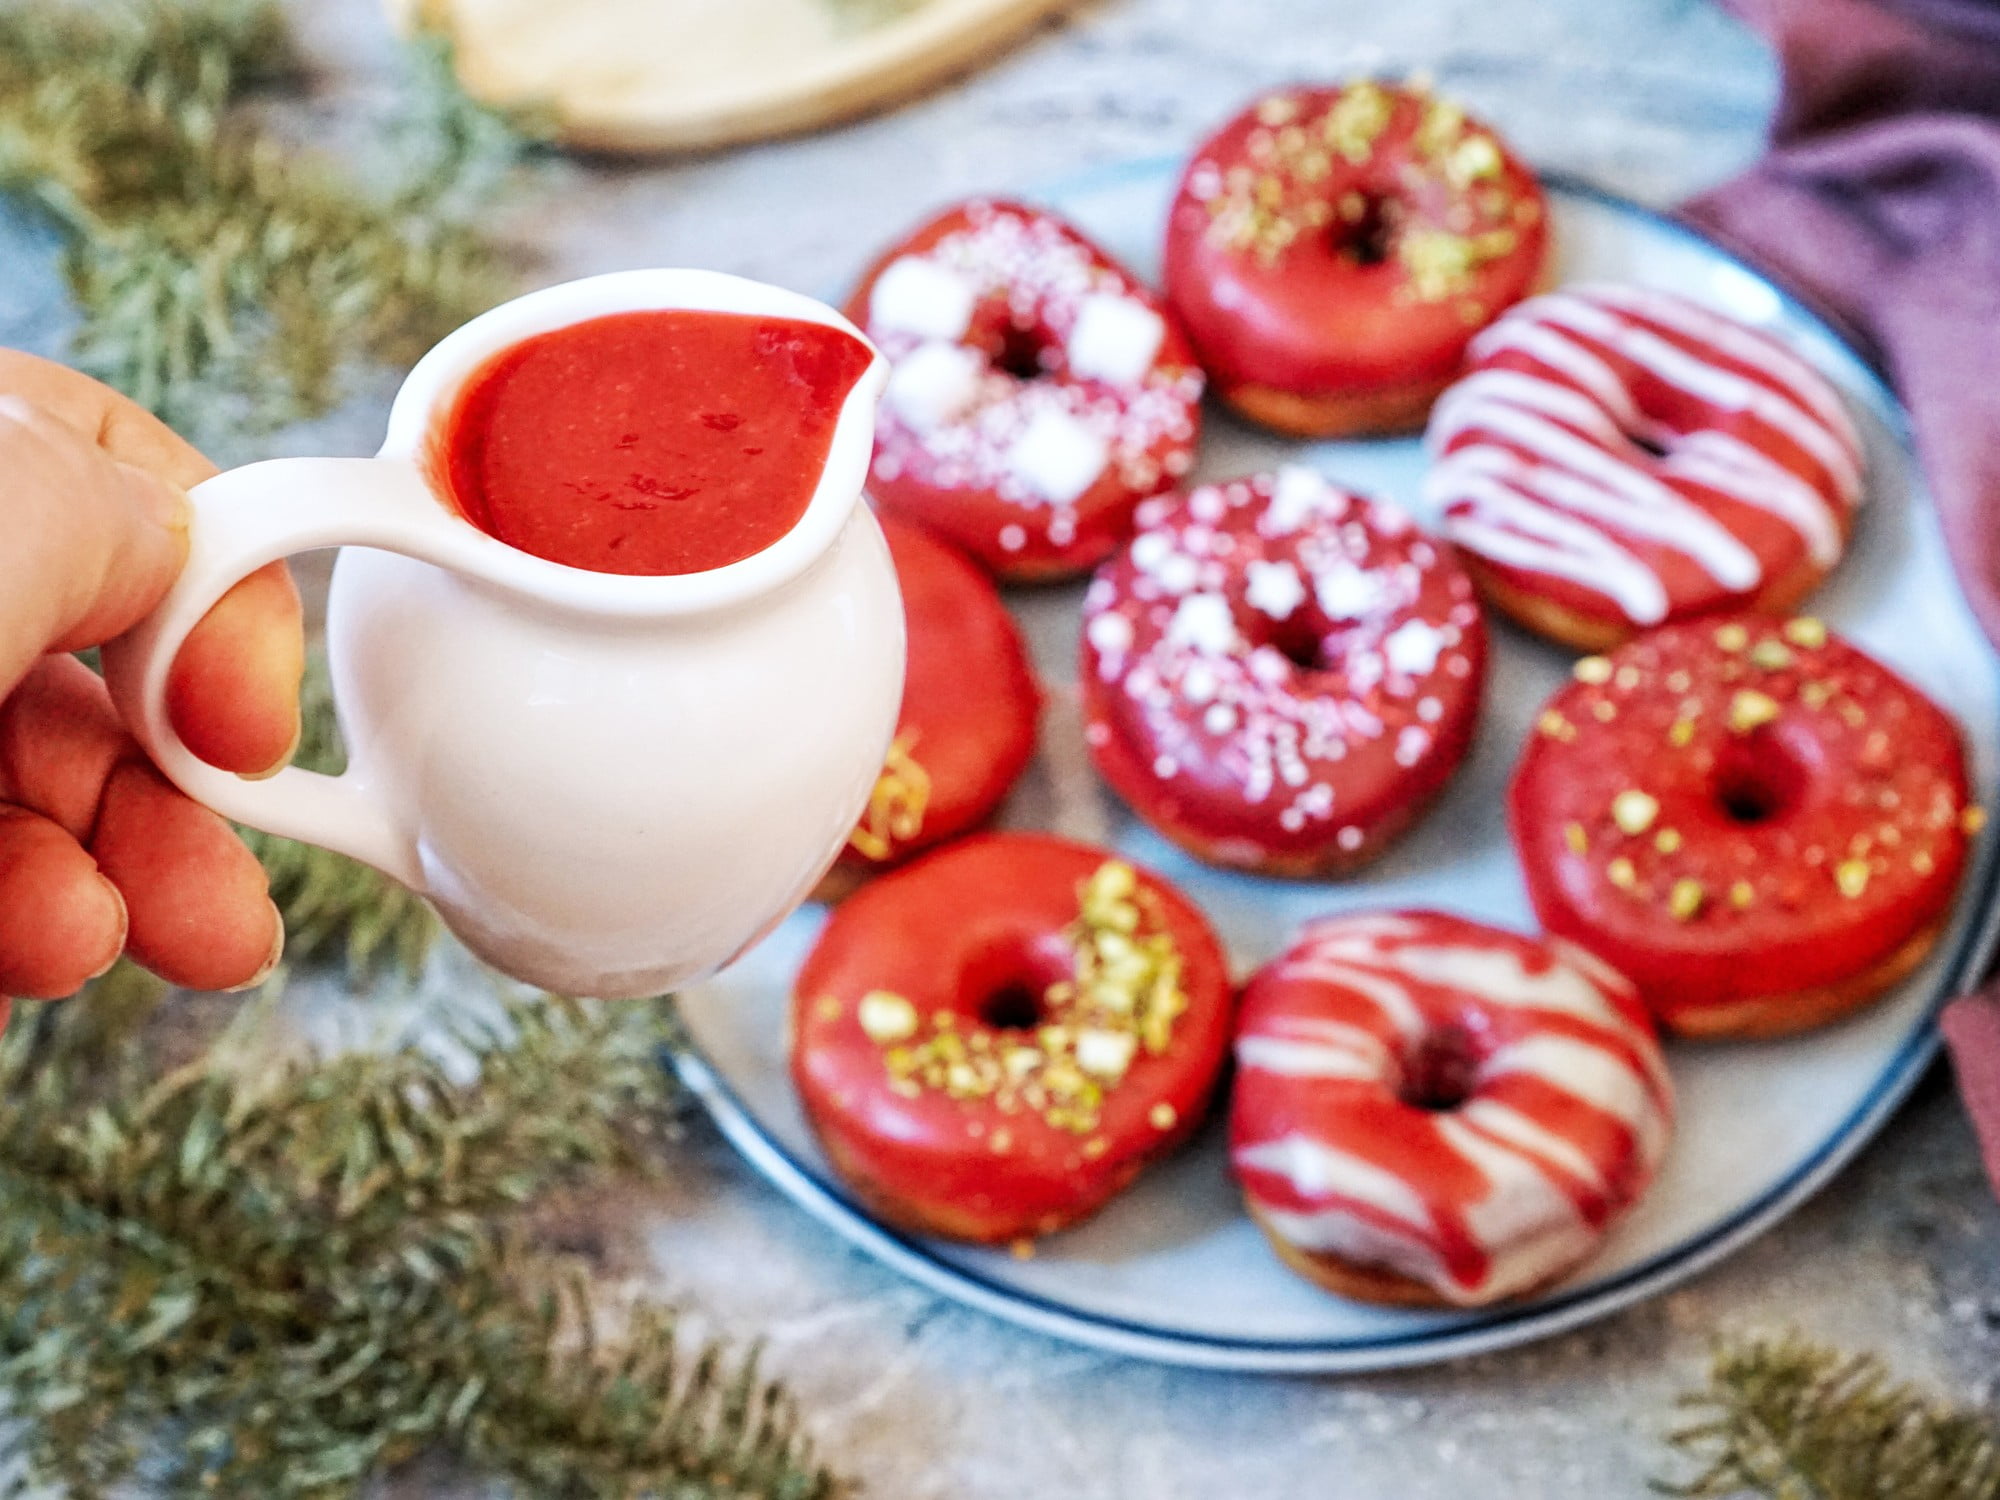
[{"xmin": 388, "ymin": 0, "xmax": 1085, "ymax": 154}]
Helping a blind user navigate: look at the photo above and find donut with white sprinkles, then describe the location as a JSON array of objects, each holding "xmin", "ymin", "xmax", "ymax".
[
  {"xmin": 1080, "ymin": 467, "xmax": 1488, "ymax": 875},
  {"xmin": 846, "ymin": 199, "xmax": 1204, "ymax": 580},
  {"xmin": 1426, "ymin": 283, "xmax": 1866, "ymax": 651}
]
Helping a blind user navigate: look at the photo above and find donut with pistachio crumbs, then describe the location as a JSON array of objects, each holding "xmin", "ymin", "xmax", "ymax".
[
  {"xmin": 1425, "ymin": 284, "xmax": 1866, "ymax": 652},
  {"xmin": 791, "ymin": 834, "xmax": 1233, "ymax": 1245},
  {"xmin": 823, "ymin": 515, "xmax": 1040, "ymax": 895},
  {"xmin": 1163, "ymin": 79, "xmax": 1550, "ymax": 438},
  {"xmin": 1511, "ymin": 615, "xmax": 1977, "ymax": 1039},
  {"xmin": 845, "ymin": 199, "xmax": 1205, "ymax": 580},
  {"xmin": 1231, "ymin": 909, "xmax": 1674, "ymax": 1308},
  {"xmin": 1080, "ymin": 467, "xmax": 1488, "ymax": 876}
]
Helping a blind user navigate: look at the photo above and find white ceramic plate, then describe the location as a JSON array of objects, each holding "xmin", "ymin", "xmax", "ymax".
[{"xmin": 670, "ymin": 160, "xmax": 2000, "ymax": 1372}]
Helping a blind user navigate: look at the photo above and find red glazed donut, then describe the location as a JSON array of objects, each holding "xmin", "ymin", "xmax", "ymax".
[
  {"xmin": 1511, "ymin": 616, "xmax": 1975, "ymax": 1039},
  {"xmin": 1231, "ymin": 909, "xmax": 1674, "ymax": 1308},
  {"xmin": 1080, "ymin": 467, "xmax": 1487, "ymax": 874},
  {"xmin": 829, "ymin": 515, "xmax": 1040, "ymax": 889},
  {"xmin": 1163, "ymin": 80, "xmax": 1549, "ymax": 438},
  {"xmin": 1426, "ymin": 284, "xmax": 1866, "ymax": 651},
  {"xmin": 846, "ymin": 199, "xmax": 1205, "ymax": 580},
  {"xmin": 791, "ymin": 833, "xmax": 1233, "ymax": 1244}
]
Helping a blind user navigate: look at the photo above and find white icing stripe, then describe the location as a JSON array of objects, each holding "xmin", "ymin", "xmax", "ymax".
[
  {"xmin": 1535, "ymin": 294, "xmax": 1861, "ymax": 500},
  {"xmin": 1446, "ymin": 404, "xmax": 1763, "ymax": 588},
  {"xmin": 1381, "ymin": 944, "xmax": 1657, "ymax": 1055},
  {"xmin": 1275, "ymin": 957, "xmax": 1426, "ymax": 1040},
  {"xmin": 1433, "ymin": 1116, "xmax": 1596, "ymax": 1291},
  {"xmin": 1459, "ymin": 1099, "xmax": 1606, "ymax": 1190},
  {"xmin": 1662, "ymin": 429, "xmax": 1844, "ymax": 566},
  {"xmin": 1235, "ymin": 1034, "xmax": 1382, "ymax": 1080},
  {"xmin": 1432, "ymin": 466, "xmax": 1671, "ymax": 624},
  {"xmin": 1249, "ymin": 1205, "xmax": 1451, "ymax": 1294},
  {"xmin": 1432, "ymin": 367, "xmax": 1626, "ymax": 447},
  {"xmin": 1481, "ymin": 1034, "xmax": 1656, "ymax": 1131},
  {"xmin": 1233, "ymin": 1135, "xmax": 1434, "ymax": 1231},
  {"xmin": 1467, "ymin": 316, "xmax": 1639, "ymax": 426},
  {"xmin": 1581, "ymin": 282, "xmax": 1862, "ymax": 456}
]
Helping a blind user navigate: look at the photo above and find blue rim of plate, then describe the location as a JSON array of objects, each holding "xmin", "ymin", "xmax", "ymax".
[{"xmin": 667, "ymin": 163, "xmax": 2000, "ymax": 1373}]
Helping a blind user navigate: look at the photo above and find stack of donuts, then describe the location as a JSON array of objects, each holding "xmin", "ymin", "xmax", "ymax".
[{"xmin": 787, "ymin": 78, "xmax": 1981, "ymax": 1310}]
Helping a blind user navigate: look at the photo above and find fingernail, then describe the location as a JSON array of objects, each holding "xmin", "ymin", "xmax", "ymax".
[
  {"xmin": 83, "ymin": 876, "xmax": 130, "ymax": 982},
  {"xmin": 226, "ymin": 904, "xmax": 286, "ymax": 993},
  {"xmin": 240, "ymin": 715, "xmax": 303, "ymax": 783},
  {"xmin": 118, "ymin": 460, "xmax": 191, "ymax": 536}
]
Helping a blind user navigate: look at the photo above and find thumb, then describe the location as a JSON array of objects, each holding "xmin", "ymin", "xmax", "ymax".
[{"xmin": 0, "ymin": 395, "xmax": 191, "ymax": 698}]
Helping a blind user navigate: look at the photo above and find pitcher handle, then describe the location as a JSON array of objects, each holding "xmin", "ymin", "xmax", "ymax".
[{"xmin": 101, "ymin": 456, "xmax": 485, "ymax": 893}]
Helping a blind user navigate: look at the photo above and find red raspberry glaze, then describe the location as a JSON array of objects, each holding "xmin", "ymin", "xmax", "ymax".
[
  {"xmin": 1232, "ymin": 910, "xmax": 1673, "ymax": 1307},
  {"xmin": 791, "ymin": 833, "xmax": 1233, "ymax": 1244},
  {"xmin": 1511, "ymin": 616, "xmax": 1974, "ymax": 1037},
  {"xmin": 1080, "ymin": 468, "xmax": 1487, "ymax": 874},
  {"xmin": 1163, "ymin": 81, "xmax": 1548, "ymax": 435},
  {"xmin": 836, "ymin": 516, "xmax": 1040, "ymax": 876},
  {"xmin": 846, "ymin": 199, "xmax": 1204, "ymax": 579}
]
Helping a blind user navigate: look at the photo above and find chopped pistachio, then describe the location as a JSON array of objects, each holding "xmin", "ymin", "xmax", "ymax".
[
  {"xmin": 1728, "ymin": 690, "xmax": 1781, "ymax": 734},
  {"xmin": 1612, "ymin": 789, "xmax": 1660, "ymax": 836},
  {"xmin": 1668, "ymin": 878, "xmax": 1705, "ymax": 922},
  {"xmin": 1574, "ymin": 656, "xmax": 1614, "ymax": 684},
  {"xmin": 857, "ymin": 991, "xmax": 918, "ymax": 1044}
]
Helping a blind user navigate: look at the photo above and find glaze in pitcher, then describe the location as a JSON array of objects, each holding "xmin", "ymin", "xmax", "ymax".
[{"xmin": 106, "ymin": 270, "xmax": 902, "ymax": 998}]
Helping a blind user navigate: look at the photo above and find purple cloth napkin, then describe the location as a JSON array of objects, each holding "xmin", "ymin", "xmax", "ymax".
[{"xmin": 1681, "ymin": 0, "xmax": 2000, "ymax": 1193}]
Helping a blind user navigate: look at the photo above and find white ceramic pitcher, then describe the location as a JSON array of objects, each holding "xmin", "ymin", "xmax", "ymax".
[{"xmin": 104, "ymin": 269, "xmax": 903, "ymax": 999}]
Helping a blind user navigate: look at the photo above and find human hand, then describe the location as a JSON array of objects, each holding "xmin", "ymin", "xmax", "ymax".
[{"xmin": 0, "ymin": 351, "xmax": 304, "ymax": 1014}]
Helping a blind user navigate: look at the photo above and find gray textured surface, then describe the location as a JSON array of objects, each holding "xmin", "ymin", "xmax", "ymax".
[{"xmin": 13, "ymin": 0, "xmax": 2000, "ymax": 1493}]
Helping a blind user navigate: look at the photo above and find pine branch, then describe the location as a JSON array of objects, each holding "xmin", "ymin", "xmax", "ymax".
[
  {"xmin": 0, "ymin": 0, "xmax": 535, "ymax": 451},
  {"xmin": 0, "ymin": 991, "xmax": 846, "ymax": 1499},
  {"xmin": 1658, "ymin": 1334, "xmax": 2000, "ymax": 1500}
]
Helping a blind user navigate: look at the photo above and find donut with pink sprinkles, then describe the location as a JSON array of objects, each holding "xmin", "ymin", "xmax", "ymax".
[
  {"xmin": 1080, "ymin": 467, "xmax": 1488, "ymax": 874},
  {"xmin": 845, "ymin": 199, "xmax": 1205, "ymax": 580}
]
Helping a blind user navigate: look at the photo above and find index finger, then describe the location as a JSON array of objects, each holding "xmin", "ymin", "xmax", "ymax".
[{"xmin": 0, "ymin": 351, "xmax": 306, "ymax": 777}]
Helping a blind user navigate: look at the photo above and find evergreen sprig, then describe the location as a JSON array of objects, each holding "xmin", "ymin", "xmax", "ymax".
[
  {"xmin": 0, "ymin": 0, "xmax": 534, "ymax": 451},
  {"xmin": 1659, "ymin": 1334, "xmax": 2000, "ymax": 1500},
  {"xmin": 0, "ymin": 985, "xmax": 845, "ymax": 1499}
]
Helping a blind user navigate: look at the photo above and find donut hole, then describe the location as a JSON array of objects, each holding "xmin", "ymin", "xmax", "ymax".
[
  {"xmin": 979, "ymin": 982, "xmax": 1046, "ymax": 1031},
  {"xmin": 1331, "ymin": 192, "xmax": 1400, "ymax": 267},
  {"xmin": 961, "ymin": 933, "xmax": 1074, "ymax": 1032},
  {"xmin": 995, "ymin": 322, "xmax": 1052, "ymax": 381},
  {"xmin": 1712, "ymin": 733, "xmax": 1807, "ymax": 825},
  {"xmin": 1399, "ymin": 1026, "xmax": 1481, "ymax": 1113},
  {"xmin": 1628, "ymin": 431, "xmax": 1671, "ymax": 460},
  {"xmin": 1266, "ymin": 614, "xmax": 1330, "ymax": 673}
]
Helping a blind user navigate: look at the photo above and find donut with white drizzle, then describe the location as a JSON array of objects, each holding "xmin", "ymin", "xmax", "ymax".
[
  {"xmin": 1511, "ymin": 615, "xmax": 1975, "ymax": 1039},
  {"xmin": 1080, "ymin": 467, "xmax": 1487, "ymax": 875},
  {"xmin": 846, "ymin": 199, "xmax": 1204, "ymax": 580},
  {"xmin": 1163, "ymin": 79, "xmax": 1550, "ymax": 439},
  {"xmin": 792, "ymin": 834, "xmax": 1233, "ymax": 1244},
  {"xmin": 1425, "ymin": 283, "xmax": 1866, "ymax": 651},
  {"xmin": 1230, "ymin": 909, "xmax": 1674, "ymax": 1308}
]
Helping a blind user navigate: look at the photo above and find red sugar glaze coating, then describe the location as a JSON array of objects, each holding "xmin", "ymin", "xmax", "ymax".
[
  {"xmin": 845, "ymin": 199, "xmax": 1204, "ymax": 580},
  {"xmin": 1230, "ymin": 910, "xmax": 1673, "ymax": 1306},
  {"xmin": 836, "ymin": 515, "xmax": 1040, "ymax": 875},
  {"xmin": 1079, "ymin": 469, "xmax": 1487, "ymax": 874},
  {"xmin": 1426, "ymin": 284, "xmax": 1866, "ymax": 647},
  {"xmin": 1163, "ymin": 81, "xmax": 1548, "ymax": 434},
  {"xmin": 791, "ymin": 833, "xmax": 1233, "ymax": 1244},
  {"xmin": 439, "ymin": 309, "xmax": 874, "ymax": 576},
  {"xmin": 1510, "ymin": 616, "xmax": 1974, "ymax": 1036}
]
